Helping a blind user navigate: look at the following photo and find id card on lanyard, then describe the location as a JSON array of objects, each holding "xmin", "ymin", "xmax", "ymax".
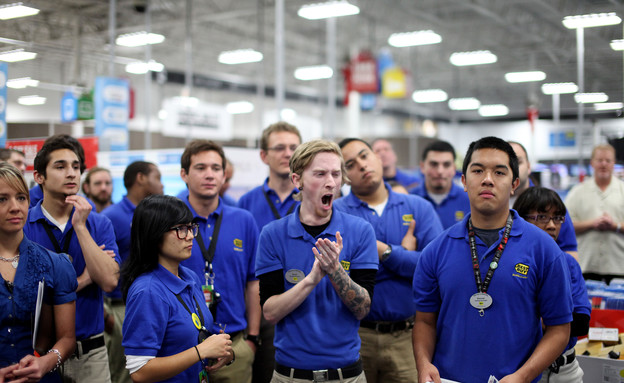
[{"xmin": 194, "ymin": 212, "xmax": 224, "ymax": 319}]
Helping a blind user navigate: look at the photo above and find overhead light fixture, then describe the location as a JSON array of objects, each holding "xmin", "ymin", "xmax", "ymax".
[
  {"xmin": 594, "ymin": 102, "xmax": 623, "ymax": 111},
  {"xmin": 563, "ymin": 12, "xmax": 621, "ymax": 29},
  {"xmin": 116, "ymin": 31, "xmax": 165, "ymax": 47},
  {"xmin": 226, "ymin": 101, "xmax": 254, "ymax": 114},
  {"xmin": 294, "ymin": 65, "xmax": 333, "ymax": 81},
  {"xmin": 7, "ymin": 77, "xmax": 39, "ymax": 89},
  {"xmin": 0, "ymin": 3, "xmax": 39, "ymax": 20},
  {"xmin": 611, "ymin": 39, "xmax": 624, "ymax": 51},
  {"xmin": 412, "ymin": 89, "xmax": 448, "ymax": 103},
  {"xmin": 450, "ymin": 50, "xmax": 497, "ymax": 66},
  {"xmin": 541, "ymin": 82, "xmax": 578, "ymax": 95},
  {"xmin": 173, "ymin": 96, "xmax": 199, "ymax": 107},
  {"xmin": 280, "ymin": 108, "xmax": 297, "ymax": 120},
  {"xmin": 574, "ymin": 92, "xmax": 608, "ymax": 103},
  {"xmin": 388, "ymin": 30, "xmax": 442, "ymax": 48},
  {"xmin": 504, "ymin": 71, "xmax": 546, "ymax": 83},
  {"xmin": 0, "ymin": 49, "xmax": 37, "ymax": 62},
  {"xmin": 125, "ymin": 60, "xmax": 164, "ymax": 74},
  {"xmin": 17, "ymin": 95, "xmax": 45, "ymax": 105},
  {"xmin": 218, "ymin": 49, "xmax": 263, "ymax": 65},
  {"xmin": 298, "ymin": 1, "xmax": 360, "ymax": 20},
  {"xmin": 448, "ymin": 97, "xmax": 480, "ymax": 110},
  {"xmin": 479, "ymin": 104, "xmax": 509, "ymax": 117}
]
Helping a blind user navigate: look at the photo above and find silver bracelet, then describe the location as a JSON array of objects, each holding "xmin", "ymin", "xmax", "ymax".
[{"xmin": 47, "ymin": 349, "xmax": 62, "ymax": 372}]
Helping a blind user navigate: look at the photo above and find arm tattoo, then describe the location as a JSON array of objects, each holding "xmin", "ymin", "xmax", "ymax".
[{"xmin": 328, "ymin": 268, "xmax": 371, "ymax": 319}]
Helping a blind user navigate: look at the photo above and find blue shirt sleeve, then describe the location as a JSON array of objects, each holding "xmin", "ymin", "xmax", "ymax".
[{"xmin": 123, "ymin": 284, "xmax": 169, "ymax": 356}]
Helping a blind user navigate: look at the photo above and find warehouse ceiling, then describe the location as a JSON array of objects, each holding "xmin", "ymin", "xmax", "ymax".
[{"xmin": 0, "ymin": 0, "xmax": 623, "ymax": 123}]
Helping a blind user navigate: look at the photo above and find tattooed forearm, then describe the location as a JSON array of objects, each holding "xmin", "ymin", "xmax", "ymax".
[{"xmin": 328, "ymin": 268, "xmax": 371, "ymax": 320}]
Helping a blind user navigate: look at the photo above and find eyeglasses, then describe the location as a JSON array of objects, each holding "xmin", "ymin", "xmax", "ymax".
[
  {"xmin": 524, "ymin": 214, "xmax": 566, "ymax": 225},
  {"xmin": 169, "ymin": 223, "xmax": 199, "ymax": 239},
  {"xmin": 267, "ymin": 144, "xmax": 298, "ymax": 153}
]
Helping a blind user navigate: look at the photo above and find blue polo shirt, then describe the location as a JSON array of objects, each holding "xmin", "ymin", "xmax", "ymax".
[
  {"xmin": 413, "ymin": 211, "xmax": 573, "ymax": 383},
  {"xmin": 410, "ymin": 183, "xmax": 471, "ymax": 229},
  {"xmin": 564, "ymin": 252, "xmax": 591, "ymax": 351},
  {"xmin": 334, "ymin": 184, "xmax": 443, "ymax": 321},
  {"xmin": 256, "ymin": 207, "xmax": 378, "ymax": 370},
  {"xmin": 102, "ymin": 195, "xmax": 136, "ymax": 299},
  {"xmin": 180, "ymin": 197, "xmax": 258, "ymax": 334},
  {"xmin": 385, "ymin": 169, "xmax": 421, "ymax": 188},
  {"xmin": 177, "ymin": 189, "xmax": 237, "ymax": 207},
  {"xmin": 123, "ymin": 264, "xmax": 213, "ymax": 383},
  {"xmin": 238, "ymin": 178, "xmax": 300, "ymax": 230},
  {"xmin": 29, "ymin": 184, "xmax": 96, "ymax": 211},
  {"xmin": 24, "ymin": 200, "xmax": 120, "ymax": 340}
]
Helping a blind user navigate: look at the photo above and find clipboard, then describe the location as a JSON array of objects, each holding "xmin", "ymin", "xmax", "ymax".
[{"xmin": 31, "ymin": 278, "xmax": 45, "ymax": 350}]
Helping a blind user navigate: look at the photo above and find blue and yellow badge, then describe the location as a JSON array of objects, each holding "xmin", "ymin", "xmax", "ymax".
[
  {"xmin": 402, "ymin": 214, "xmax": 414, "ymax": 225},
  {"xmin": 513, "ymin": 263, "xmax": 529, "ymax": 279},
  {"xmin": 233, "ymin": 238, "xmax": 243, "ymax": 252},
  {"xmin": 192, "ymin": 313, "xmax": 202, "ymax": 330},
  {"xmin": 341, "ymin": 260, "xmax": 351, "ymax": 271},
  {"xmin": 455, "ymin": 211, "xmax": 465, "ymax": 222}
]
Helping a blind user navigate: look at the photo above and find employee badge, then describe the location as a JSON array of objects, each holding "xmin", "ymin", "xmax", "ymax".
[
  {"xmin": 199, "ymin": 369, "xmax": 208, "ymax": 383},
  {"xmin": 469, "ymin": 293, "xmax": 493, "ymax": 311},
  {"xmin": 285, "ymin": 269, "xmax": 305, "ymax": 284},
  {"xmin": 192, "ymin": 313, "xmax": 202, "ymax": 330},
  {"xmin": 202, "ymin": 285, "xmax": 213, "ymax": 305}
]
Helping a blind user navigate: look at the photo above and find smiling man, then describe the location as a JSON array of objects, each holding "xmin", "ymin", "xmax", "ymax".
[
  {"xmin": 336, "ymin": 138, "xmax": 442, "ymax": 383},
  {"xmin": 412, "ymin": 136, "xmax": 572, "ymax": 383},
  {"xmin": 179, "ymin": 139, "xmax": 260, "ymax": 383},
  {"xmin": 256, "ymin": 139, "xmax": 378, "ymax": 383}
]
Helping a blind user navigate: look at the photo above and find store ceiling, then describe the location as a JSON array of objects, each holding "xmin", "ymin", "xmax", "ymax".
[{"xmin": 0, "ymin": 0, "xmax": 623, "ymax": 123}]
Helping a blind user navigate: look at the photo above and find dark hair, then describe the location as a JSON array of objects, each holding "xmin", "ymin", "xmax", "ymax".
[
  {"xmin": 422, "ymin": 140, "xmax": 456, "ymax": 161},
  {"xmin": 337, "ymin": 137, "xmax": 372, "ymax": 150},
  {"xmin": 512, "ymin": 187, "xmax": 566, "ymax": 218},
  {"xmin": 181, "ymin": 140, "xmax": 225, "ymax": 174},
  {"xmin": 0, "ymin": 148, "xmax": 24, "ymax": 161},
  {"xmin": 462, "ymin": 136, "xmax": 519, "ymax": 182},
  {"xmin": 121, "ymin": 195, "xmax": 193, "ymax": 300},
  {"xmin": 260, "ymin": 121, "xmax": 301, "ymax": 151},
  {"xmin": 124, "ymin": 161, "xmax": 155, "ymax": 190},
  {"xmin": 34, "ymin": 134, "xmax": 86, "ymax": 176},
  {"xmin": 81, "ymin": 167, "xmax": 111, "ymax": 194},
  {"xmin": 508, "ymin": 141, "xmax": 529, "ymax": 162}
]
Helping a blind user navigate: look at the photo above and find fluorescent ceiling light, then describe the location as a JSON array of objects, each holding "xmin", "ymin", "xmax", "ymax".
[
  {"xmin": 125, "ymin": 60, "xmax": 164, "ymax": 74},
  {"xmin": 450, "ymin": 50, "xmax": 497, "ymax": 66},
  {"xmin": 17, "ymin": 95, "xmax": 45, "ymax": 105},
  {"xmin": 226, "ymin": 101, "xmax": 254, "ymax": 114},
  {"xmin": 218, "ymin": 49, "xmax": 263, "ymax": 65},
  {"xmin": 388, "ymin": 30, "xmax": 442, "ymax": 48},
  {"xmin": 505, "ymin": 71, "xmax": 546, "ymax": 83},
  {"xmin": 448, "ymin": 97, "xmax": 480, "ymax": 110},
  {"xmin": 594, "ymin": 102, "xmax": 623, "ymax": 111},
  {"xmin": 7, "ymin": 77, "xmax": 39, "ymax": 89},
  {"xmin": 116, "ymin": 31, "xmax": 165, "ymax": 47},
  {"xmin": 0, "ymin": 49, "xmax": 36, "ymax": 62},
  {"xmin": 541, "ymin": 82, "xmax": 578, "ymax": 95},
  {"xmin": 280, "ymin": 108, "xmax": 297, "ymax": 120},
  {"xmin": 298, "ymin": 1, "xmax": 359, "ymax": 20},
  {"xmin": 479, "ymin": 104, "xmax": 509, "ymax": 117},
  {"xmin": 0, "ymin": 3, "xmax": 39, "ymax": 20},
  {"xmin": 575, "ymin": 92, "xmax": 609, "ymax": 103},
  {"xmin": 412, "ymin": 89, "xmax": 448, "ymax": 103},
  {"xmin": 563, "ymin": 13, "xmax": 621, "ymax": 29},
  {"xmin": 611, "ymin": 39, "xmax": 624, "ymax": 51},
  {"xmin": 173, "ymin": 96, "xmax": 199, "ymax": 107},
  {"xmin": 294, "ymin": 65, "xmax": 333, "ymax": 81}
]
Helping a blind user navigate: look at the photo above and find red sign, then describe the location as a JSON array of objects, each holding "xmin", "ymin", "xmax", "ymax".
[
  {"xmin": 6, "ymin": 136, "xmax": 99, "ymax": 172},
  {"xmin": 343, "ymin": 51, "xmax": 378, "ymax": 105}
]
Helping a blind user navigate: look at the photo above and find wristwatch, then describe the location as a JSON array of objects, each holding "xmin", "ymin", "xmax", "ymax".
[
  {"xmin": 246, "ymin": 334, "xmax": 261, "ymax": 348},
  {"xmin": 381, "ymin": 245, "xmax": 392, "ymax": 262}
]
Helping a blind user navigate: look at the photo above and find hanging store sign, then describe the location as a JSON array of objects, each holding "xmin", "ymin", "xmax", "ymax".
[
  {"xmin": 61, "ymin": 91, "xmax": 78, "ymax": 123},
  {"xmin": 7, "ymin": 136, "xmax": 99, "ymax": 172},
  {"xmin": 162, "ymin": 98, "xmax": 233, "ymax": 141},
  {"xmin": 382, "ymin": 67, "xmax": 408, "ymax": 98},
  {"xmin": 95, "ymin": 77, "xmax": 129, "ymax": 151}
]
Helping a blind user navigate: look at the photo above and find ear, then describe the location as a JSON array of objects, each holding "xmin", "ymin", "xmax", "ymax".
[
  {"xmin": 420, "ymin": 161, "xmax": 426, "ymax": 173},
  {"xmin": 136, "ymin": 172, "xmax": 147, "ymax": 186},
  {"xmin": 291, "ymin": 172, "xmax": 301, "ymax": 190},
  {"xmin": 511, "ymin": 177, "xmax": 520, "ymax": 195},
  {"xmin": 180, "ymin": 168, "xmax": 189, "ymax": 185},
  {"xmin": 461, "ymin": 174, "xmax": 467, "ymax": 192},
  {"xmin": 34, "ymin": 171, "xmax": 45, "ymax": 186},
  {"xmin": 260, "ymin": 150, "xmax": 269, "ymax": 165}
]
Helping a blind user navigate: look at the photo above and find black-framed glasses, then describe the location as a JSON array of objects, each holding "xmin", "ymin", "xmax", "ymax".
[
  {"xmin": 524, "ymin": 214, "xmax": 566, "ymax": 225},
  {"xmin": 267, "ymin": 144, "xmax": 298, "ymax": 153},
  {"xmin": 170, "ymin": 223, "xmax": 199, "ymax": 239}
]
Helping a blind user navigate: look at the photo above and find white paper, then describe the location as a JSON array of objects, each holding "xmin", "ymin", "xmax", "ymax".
[
  {"xmin": 31, "ymin": 278, "xmax": 45, "ymax": 350},
  {"xmin": 488, "ymin": 375, "xmax": 500, "ymax": 383}
]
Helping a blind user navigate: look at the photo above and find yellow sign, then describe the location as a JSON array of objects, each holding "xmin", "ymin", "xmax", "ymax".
[
  {"xmin": 514, "ymin": 263, "xmax": 529, "ymax": 275},
  {"xmin": 382, "ymin": 67, "xmax": 407, "ymax": 98},
  {"xmin": 341, "ymin": 260, "xmax": 351, "ymax": 271}
]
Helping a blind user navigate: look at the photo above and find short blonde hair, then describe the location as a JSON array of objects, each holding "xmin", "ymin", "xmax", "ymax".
[
  {"xmin": 289, "ymin": 140, "xmax": 349, "ymax": 201},
  {"xmin": 591, "ymin": 144, "xmax": 616, "ymax": 160},
  {"xmin": 0, "ymin": 163, "xmax": 29, "ymax": 202}
]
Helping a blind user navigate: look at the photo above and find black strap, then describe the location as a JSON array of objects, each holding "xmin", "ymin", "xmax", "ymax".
[
  {"xmin": 194, "ymin": 212, "xmax": 224, "ymax": 267},
  {"xmin": 42, "ymin": 222, "xmax": 74, "ymax": 254},
  {"xmin": 263, "ymin": 189, "xmax": 295, "ymax": 220},
  {"xmin": 467, "ymin": 214, "xmax": 513, "ymax": 294},
  {"xmin": 175, "ymin": 292, "xmax": 205, "ymax": 328}
]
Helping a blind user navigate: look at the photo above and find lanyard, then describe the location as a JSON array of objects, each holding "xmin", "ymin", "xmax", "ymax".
[
  {"xmin": 263, "ymin": 189, "xmax": 295, "ymax": 220},
  {"xmin": 467, "ymin": 214, "xmax": 513, "ymax": 294},
  {"xmin": 42, "ymin": 223, "xmax": 74, "ymax": 255},
  {"xmin": 194, "ymin": 212, "xmax": 224, "ymax": 279},
  {"xmin": 175, "ymin": 291, "xmax": 205, "ymax": 331}
]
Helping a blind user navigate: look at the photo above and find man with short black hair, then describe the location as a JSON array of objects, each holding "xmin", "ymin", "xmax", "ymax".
[
  {"xmin": 0, "ymin": 148, "xmax": 26, "ymax": 174},
  {"xmin": 372, "ymin": 139, "xmax": 420, "ymax": 189},
  {"xmin": 410, "ymin": 140, "xmax": 469, "ymax": 229},
  {"xmin": 82, "ymin": 167, "xmax": 114, "ymax": 213},
  {"xmin": 413, "ymin": 136, "xmax": 572, "ymax": 383}
]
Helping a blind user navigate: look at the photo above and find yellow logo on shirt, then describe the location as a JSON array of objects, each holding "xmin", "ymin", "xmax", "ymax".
[
  {"xmin": 455, "ymin": 211, "xmax": 464, "ymax": 221},
  {"xmin": 233, "ymin": 239, "xmax": 243, "ymax": 251},
  {"xmin": 514, "ymin": 263, "xmax": 529, "ymax": 275},
  {"xmin": 341, "ymin": 260, "xmax": 351, "ymax": 271},
  {"xmin": 402, "ymin": 214, "xmax": 414, "ymax": 222}
]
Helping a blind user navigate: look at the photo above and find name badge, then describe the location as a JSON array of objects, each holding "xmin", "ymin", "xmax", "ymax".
[
  {"xmin": 469, "ymin": 293, "xmax": 493, "ymax": 310},
  {"xmin": 285, "ymin": 269, "xmax": 305, "ymax": 284}
]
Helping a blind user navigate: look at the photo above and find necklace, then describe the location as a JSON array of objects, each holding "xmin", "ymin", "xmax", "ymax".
[{"xmin": 0, "ymin": 253, "xmax": 19, "ymax": 269}]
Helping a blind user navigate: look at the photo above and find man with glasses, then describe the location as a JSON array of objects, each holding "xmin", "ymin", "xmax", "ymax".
[
  {"xmin": 238, "ymin": 121, "xmax": 302, "ymax": 383},
  {"xmin": 180, "ymin": 139, "xmax": 260, "ymax": 383},
  {"xmin": 565, "ymin": 144, "xmax": 624, "ymax": 283}
]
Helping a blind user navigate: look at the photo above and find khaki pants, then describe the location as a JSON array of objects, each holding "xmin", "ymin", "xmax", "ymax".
[
  {"xmin": 61, "ymin": 333, "xmax": 111, "ymax": 383},
  {"xmin": 271, "ymin": 370, "xmax": 366, "ymax": 383},
  {"xmin": 209, "ymin": 332, "xmax": 254, "ymax": 383},
  {"xmin": 104, "ymin": 299, "xmax": 132, "ymax": 383},
  {"xmin": 358, "ymin": 327, "xmax": 417, "ymax": 383}
]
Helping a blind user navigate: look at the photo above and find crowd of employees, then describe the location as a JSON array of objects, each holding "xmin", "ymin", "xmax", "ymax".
[{"xmin": 5, "ymin": 123, "xmax": 624, "ymax": 383}]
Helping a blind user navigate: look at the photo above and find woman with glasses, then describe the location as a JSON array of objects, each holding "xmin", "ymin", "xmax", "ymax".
[
  {"xmin": 0, "ymin": 163, "xmax": 77, "ymax": 382},
  {"xmin": 513, "ymin": 187, "xmax": 590, "ymax": 383},
  {"xmin": 122, "ymin": 195, "xmax": 232, "ymax": 383}
]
